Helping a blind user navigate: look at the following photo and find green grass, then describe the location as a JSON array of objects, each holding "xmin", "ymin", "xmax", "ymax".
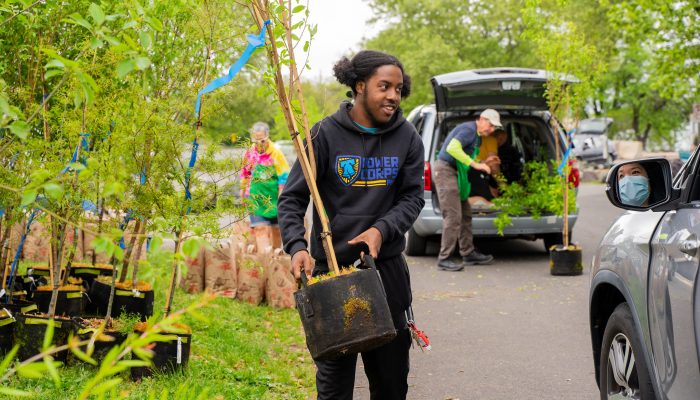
[{"xmin": 5, "ymin": 292, "xmax": 316, "ymax": 399}]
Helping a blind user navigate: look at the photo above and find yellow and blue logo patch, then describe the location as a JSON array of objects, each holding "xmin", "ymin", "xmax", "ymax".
[{"xmin": 336, "ymin": 155, "xmax": 400, "ymax": 187}]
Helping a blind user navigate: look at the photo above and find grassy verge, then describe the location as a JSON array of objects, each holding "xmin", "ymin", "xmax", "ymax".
[{"xmin": 5, "ymin": 291, "xmax": 316, "ymax": 399}]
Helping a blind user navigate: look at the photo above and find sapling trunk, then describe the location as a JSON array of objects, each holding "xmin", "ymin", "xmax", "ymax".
[
  {"xmin": 0, "ymin": 222, "xmax": 12, "ymax": 283},
  {"xmin": 47, "ymin": 225, "xmax": 60, "ymax": 319},
  {"xmin": 164, "ymin": 229, "xmax": 184, "ymax": 317},
  {"xmin": 250, "ymin": 2, "xmax": 339, "ymax": 274},
  {"xmin": 104, "ymin": 257, "xmax": 119, "ymax": 329},
  {"xmin": 131, "ymin": 223, "xmax": 147, "ymax": 287},
  {"xmin": 61, "ymin": 225, "xmax": 79, "ymax": 286},
  {"xmin": 118, "ymin": 220, "xmax": 141, "ymax": 282}
]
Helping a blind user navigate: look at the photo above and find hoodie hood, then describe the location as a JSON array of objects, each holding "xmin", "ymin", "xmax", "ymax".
[{"xmin": 330, "ymin": 101, "xmax": 407, "ymax": 136}]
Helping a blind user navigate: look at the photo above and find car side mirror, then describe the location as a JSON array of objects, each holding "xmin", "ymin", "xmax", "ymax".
[{"xmin": 605, "ymin": 158, "xmax": 674, "ymax": 211}]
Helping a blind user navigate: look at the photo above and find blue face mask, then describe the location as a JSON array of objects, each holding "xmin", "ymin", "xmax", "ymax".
[{"xmin": 619, "ymin": 175, "xmax": 650, "ymax": 206}]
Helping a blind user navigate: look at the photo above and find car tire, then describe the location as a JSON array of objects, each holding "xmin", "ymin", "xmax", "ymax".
[
  {"xmin": 405, "ymin": 227, "xmax": 427, "ymax": 256},
  {"xmin": 542, "ymin": 232, "xmax": 573, "ymax": 253},
  {"xmin": 599, "ymin": 303, "xmax": 656, "ymax": 400}
]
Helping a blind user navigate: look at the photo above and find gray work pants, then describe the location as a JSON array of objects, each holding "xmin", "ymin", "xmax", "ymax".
[{"xmin": 434, "ymin": 160, "xmax": 474, "ymax": 261}]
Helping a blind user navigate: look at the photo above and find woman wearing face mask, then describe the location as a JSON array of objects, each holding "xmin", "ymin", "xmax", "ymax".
[{"xmin": 617, "ymin": 162, "xmax": 650, "ymax": 207}]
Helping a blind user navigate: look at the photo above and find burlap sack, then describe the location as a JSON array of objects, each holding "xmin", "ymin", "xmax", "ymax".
[
  {"xmin": 180, "ymin": 247, "xmax": 206, "ymax": 294},
  {"xmin": 204, "ymin": 242, "xmax": 237, "ymax": 298},
  {"xmin": 236, "ymin": 244, "xmax": 265, "ymax": 305},
  {"xmin": 264, "ymin": 248, "xmax": 296, "ymax": 309}
]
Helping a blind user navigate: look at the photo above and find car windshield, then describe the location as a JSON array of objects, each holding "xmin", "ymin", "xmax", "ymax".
[{"xmin": 578, "ymin": 120, "xmax": 608, "ymax": 134}]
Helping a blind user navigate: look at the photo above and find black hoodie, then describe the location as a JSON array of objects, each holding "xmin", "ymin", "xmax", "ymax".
[{"xmin": 278, "ymin": 101, "xmax": 425, "ymax": 266}]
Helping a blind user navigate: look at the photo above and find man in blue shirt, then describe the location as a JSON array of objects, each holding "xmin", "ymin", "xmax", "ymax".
[{"xmin": 433, "ymin": 109, "xmax": 501, "ymax": 271}]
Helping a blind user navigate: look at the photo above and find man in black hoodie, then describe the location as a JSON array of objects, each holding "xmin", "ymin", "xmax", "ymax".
[{"xmin": 278, "ymin": 50, "xmax": 424, "ymax": 400}]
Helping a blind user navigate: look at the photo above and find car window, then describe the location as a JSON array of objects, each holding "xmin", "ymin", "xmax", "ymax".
[{"xmin": 679, "ymin": 148, "xmax": 700, "ymax": 202}]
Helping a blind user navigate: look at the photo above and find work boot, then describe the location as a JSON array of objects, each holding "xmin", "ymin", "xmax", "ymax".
[
  {"xmin": 463, "ymin": 250, "xmax": 494, "ymax": 265},
  {"xmin": 437, "ymin": 259, "xmax": 465, "ymax": 271}
]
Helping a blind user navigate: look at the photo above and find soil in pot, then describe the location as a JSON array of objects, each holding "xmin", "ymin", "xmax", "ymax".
[
  {"xmin": 89, "ymin": 277, "xmax": 154, "ymax": 321},
  {"xmin": 70, "ymin": 262, "xmax": 114, "ymax": 290},
  {"xmin": 33, "ymin": 284, "xmax": 85, "ymax": 317},
  {"xmin": 130, "ymin": 322, "xmax": 192, "ymax": 379},
  {"xmin": 549, "ymin": 244, "xmax": 583, "ymax": 276},
  {"xmin": 13, "ymin": 313, "xmax": 73, "ymax": 362},
  {"xmin": 0, "ymin": 308, "xmax": 16, "ymax": 354},
  {"xmin": 27, "ymin": 265, "xmax": 65, "ymax": 281},
  {"xmin": 72, "ymin": 317, "xmax": 128, "ymax": 364}
]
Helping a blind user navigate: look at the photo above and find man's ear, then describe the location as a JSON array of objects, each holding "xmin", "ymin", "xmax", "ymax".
[{"xmin": 355, "ymin": 80, "xmax": 365, "ymax": 96}]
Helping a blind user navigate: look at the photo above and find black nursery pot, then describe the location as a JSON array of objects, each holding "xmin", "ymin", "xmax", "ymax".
[
  {"xmin": 33, "ymin": 288, "xmax": 85, "ymax": 317},
  {"xmin": 89, "ymin": 280, "xmax": 154, "ymax": 321},
  {"xmin": 70, "ymin": 264, "xmax": 113, "ymax": 290},
  {"xmin": 14, "ymin": 275, "xmax": 48, "ymax": 301},
  {"xmin": 3, "ymin": 299, "xmax": 40, "ymax": 316},
  {"xmin": 14, "ymin": 314, "xmax": 73, "ymax": 362},
  {"xmin": 72, "ymin": 318, "xmax": 127, "ymax": 364},
  {"xmin": 130, "ymin": 329, "xmax": 192, "ymax": 379},
  {"xmin": 294, "ymin": 255, "xmax": 396, "ymax": 361},
  {"xmin": 0, "ymin": 309, "xmax": 16, "ymax": 354},
  {"xmin": 549, "ymin": 245, "xmax": 584, "ymax": 276}
]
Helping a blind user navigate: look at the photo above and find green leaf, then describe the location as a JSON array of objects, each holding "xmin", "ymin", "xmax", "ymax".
[
  {"xmin": 0, "ymin": 387, "xmax": 32, "ymax": 397},
  {"xmin": 9, "ymin": 120, "xmax": 30, "ymax": 140},
  {"xmin": 146, "ymin": 16, "xmax": 164, "ymax": 32},
  {"xmin": 44, "ymin": 69, "xmax": 64, "ymax": 79},
  {"xmin": 20, "ymin": 189, "xmax": 37, "ymax": 206},
  {"xmin": 139, "ymin": 32, "xmax": 152, "ymax": 49},
  {"xmin": 134, "ymin": 57, "xmax": 151, "ymax": 70},
  {"xmin": 116, "ymin": 59, "xmax": 136, "ymax": 79},
  {"xmin": 64, "ymin": 14, "xmax": 92, "ymax": 31},
  {"xmin": 43, "ymin": 357, "xmax": 61, "ymax": 387},
  {"xmin": 45, "ymin": 59, "xmax": 65, "ymax": 70},
  {"xmin": 70, "ymin": 346, "xmax": 97, "ymax": 365},
  {"xmin": 0, "ymin": 345, "xmax": 19, "ymax": 375},
  {"xmin": 292, "ymin": 5, "xmax": 305, "ymax": 13},
  {"xmin": 104, "ymin": 35, "xmax": 121, "ymax": 46},
  {"xmin": 90, "ymin": 38, "xmax": 104, "ymax": 49},
  {"xmin": 88, "ymin": 3, "xmax": 105, "ymax": 26},
  {"xmin": 17, "ymin": 362, "xmax": 46, "ymax": 379},
  {"xmin": 182, "ymin": 238, "xmax": 201, "ymax": 259},
  {"xmin": 43, "ymin": 321, "xmax": 55, "ymax": 351},
  {"xmin": 43, "ymin": 183, "xmax": 64, "ymax": 200}
]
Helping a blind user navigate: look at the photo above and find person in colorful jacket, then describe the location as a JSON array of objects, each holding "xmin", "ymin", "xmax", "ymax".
[{"xmin": 239, "ymin": 121, "xmax": 290, "ymax": 227}]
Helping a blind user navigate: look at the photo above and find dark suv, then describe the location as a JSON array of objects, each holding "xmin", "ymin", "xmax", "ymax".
[{"xmin": 404, "ymin": 68, "xmax": 579, "ymax": 255}]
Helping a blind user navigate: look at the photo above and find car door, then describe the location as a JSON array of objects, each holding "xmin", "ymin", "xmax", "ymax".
[{"xmin": 648, "ymin": 152, "xmax": 700, "ymax": 397}]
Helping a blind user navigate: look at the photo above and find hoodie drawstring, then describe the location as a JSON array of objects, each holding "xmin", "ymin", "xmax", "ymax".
[{"xmin": 361, "ymin": 133, "xmax": 368, "ymax": 191}]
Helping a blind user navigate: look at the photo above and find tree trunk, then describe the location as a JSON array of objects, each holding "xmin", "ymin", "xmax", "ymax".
[
  {"xmin": 131, "ymin": 223, "xmax": 147, "ymax": 287},
  {"xmin": 641, "ymin": 123, "xmax": 652, "ymax": 150},
  {"xmin": 118, "ymin": 220, "xmax": 141, "ymax": 282}
]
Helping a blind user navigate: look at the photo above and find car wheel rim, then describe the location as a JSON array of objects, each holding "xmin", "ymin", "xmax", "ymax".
[{"xmin": 606, "ymin": 333, "xmax": 641, "ymax": 399}]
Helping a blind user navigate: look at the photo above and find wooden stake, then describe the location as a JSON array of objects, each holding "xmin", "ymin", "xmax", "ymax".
[{"xmin": 251, "ymin": 1, "xmax": 339, "ymax": 274}]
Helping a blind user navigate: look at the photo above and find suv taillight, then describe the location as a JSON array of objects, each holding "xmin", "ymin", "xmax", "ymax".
[
  {"xmin": 568, "ymin": 159, "xmax": 580, "ymax": 188},
  {"xmin": 424, "ymin": 161, "xmax": 432, "ymax": 191}
]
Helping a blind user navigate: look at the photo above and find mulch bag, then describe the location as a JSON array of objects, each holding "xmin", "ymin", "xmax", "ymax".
[
  {"xmin": 204, "ymin": 241, "xmax": 237, "ymax": 298},
  {"xmin": 236, "ymin": 245, "xmax": 265, "ymax": 305},
  {"xmin": 264, "ymin": 248, "xmax": 296, "ymax": 309},
  {"xmin": 180, "ymin": 247, "xmax": 206, "ymax": 294}
]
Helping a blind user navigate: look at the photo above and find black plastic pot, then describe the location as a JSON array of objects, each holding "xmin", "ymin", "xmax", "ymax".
[
  {"xmin": 72, "ymin": 317, "xmax": 127, "ymax": 364},
  {"xmin": 69, "ymin": 264, "xmax": 113, "ymax": 290},
  {"xmin": 3, "ymin": 299, "xmax": 40, "ymax": 315},
  {"xmin": 294, "ymin": 255, "xmax": 396, "ymax": 361},
  {"xmin": 130, "ymin": 329, "xmax": 192, "ymax": 379},
  {"xmin": 0, "ymin": 309, "xmax": 15, "ymax": 354},
  {"xmin": 14, "ymin": 314, "xmax": 73, "ymax": 362},
  {"xmin": 549, "ymin": 245, "xmax": 584, "ymax": 276},
  {"xmin": 33, "ymin": 288, "xmax": 85, "ymax": 317},
  {"xmin": 89, "ymin": 280, "xmax": 154, "ymax": 321},
  {"xmin": 14, "ymin": 275, "xmax": 48, "ymax": 301}
]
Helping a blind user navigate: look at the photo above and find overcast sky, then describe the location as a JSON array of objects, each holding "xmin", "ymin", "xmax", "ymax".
[{"xmin": 302, "ymin": 0, "xmax": 384, "ymax": 81}]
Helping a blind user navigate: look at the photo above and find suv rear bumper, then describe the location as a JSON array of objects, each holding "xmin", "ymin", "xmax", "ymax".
[{"xmin": 412, "ymin": 197, "xmax": 578, "ymax": 237}]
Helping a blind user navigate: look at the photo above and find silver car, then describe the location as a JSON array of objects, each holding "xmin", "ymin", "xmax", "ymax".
[
  {"xmin": 590, "ymin": 155, "xmax": 700, "ymax": 399},
  {"xmin": 405, "ymin": 68, "xmax": 579, "ymax": 255}
]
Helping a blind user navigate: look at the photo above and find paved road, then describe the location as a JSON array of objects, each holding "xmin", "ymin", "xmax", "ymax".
[{"xmin": 352, "ymin": 182, "xmax": 625, "ymax": 399}]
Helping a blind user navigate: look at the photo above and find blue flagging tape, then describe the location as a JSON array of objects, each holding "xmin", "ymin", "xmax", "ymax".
[
  {"xmin": 557, "ymin": 129, "xmax": 577, "ymax": 176},
  {"xmin": 5, "ymin": 210, "xmax": 37, "ymax": 303},
  {"xmin": 194, "ymin": 20, "xmax": 270, "ymax": 116},
  {"xmin": 61, "ymin": 133, "xmax": 91, "ymax": 174}
]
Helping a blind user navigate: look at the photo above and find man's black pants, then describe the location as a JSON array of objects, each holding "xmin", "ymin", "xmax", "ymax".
[
  {"xmin": 312, "ymin": 255, "xmax": 413, "ymax": 399},
  {"xmin": 315, "ymin": 328, "xmax": 411, "ymax": 400}
]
